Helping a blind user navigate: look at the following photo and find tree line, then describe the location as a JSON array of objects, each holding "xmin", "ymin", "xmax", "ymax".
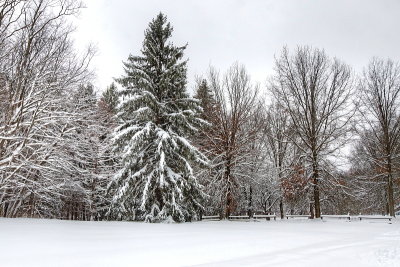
[{"xmin": 0, "ymin": 2, "xmax": 398, "ymax": 222}]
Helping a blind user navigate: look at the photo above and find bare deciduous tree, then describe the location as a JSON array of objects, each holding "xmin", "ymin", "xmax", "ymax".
[
  {"xmin": 270, "ymin": 46, "xmax": 353, "ymax": 218},
  {"xmin": 0, "ymin": 0, "xmax": 94, "ymax": 218},
  {"xmin": 264, "ymin": 102, "xmax": 300, "ymax": 218},
  {"xmin": 356, "ymin": 58, "xmax": 400, "ymax": 217},
  {"xmin": 203, "ymin": 63, "xmax": 264, "ymax": 218}
]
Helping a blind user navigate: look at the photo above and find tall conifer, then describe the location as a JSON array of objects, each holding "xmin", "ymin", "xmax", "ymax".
[{"xmin": 111, "ymin": 13, "xmax": 207, "ymax": 222}]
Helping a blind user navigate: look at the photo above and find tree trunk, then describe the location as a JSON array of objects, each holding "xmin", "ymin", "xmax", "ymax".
[
  {"xmin": 226, "ymin": 190, "xmax": 233, "ymax": 218},
  {"xmin": 28, "ymin": 192, "xmax": 35, "ymax": 218},
  {"xmin": 224, "ymin": 157, "xmax": 233, "ymax": 219},
  {"xmin": 248, "ymin": 185, "xmax": 253, "ymax": 218},
  {"xmin": 279, "ymin": 199, "xmax": 284, "ymax": 219},
  {"xmin": 309, "ymin": 201, "xmax": 315, "ymax": 219},
  {"xmin": 313, "ymin": 178, "xmax": 321, "ymax": 218},
  {"xmin": 312, "ymin": 156, "xmax": 321, "ymax": 218},
  {"xmin": 387, "ymin": 173, "xmax": 395, "ymax": 217},
  {"xmin": 384, "ymin": 153, "xmax": 394, "ymax": 217}
]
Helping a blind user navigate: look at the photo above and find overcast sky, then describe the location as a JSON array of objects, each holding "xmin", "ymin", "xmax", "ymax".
[{"xmin": 74, "ymin": 0, "xmax": 400, "ymax": 93}]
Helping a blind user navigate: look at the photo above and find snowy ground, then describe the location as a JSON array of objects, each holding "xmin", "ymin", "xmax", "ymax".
[{"xmin": 0, "ymin": 218, "xmax": 399, "ymax": 267}]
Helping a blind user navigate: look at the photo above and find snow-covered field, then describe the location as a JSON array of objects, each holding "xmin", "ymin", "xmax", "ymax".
[{"xmin": 0, "ymin": 218, "xmax": 398, "ymax": 267}]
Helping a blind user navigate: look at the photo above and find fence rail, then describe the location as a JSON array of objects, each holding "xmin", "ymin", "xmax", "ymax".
[
  {"xmin": 253, "ymin": 214, "xmax": 276, "ymax": 220},
  {"xmin": 286, "ymin": 215, "xmax": 311, "ymax": 219},
  {"xmin": 357, "ymin": 215, "xmax": 393, "ymax": 221},
  {"xmin": 200, "ymin": 214, "xmax": 395, "ymax": 222},
  {"xmin": 228, "ymin": 215, "xmax": 250, "ymax": 220},
  {"xmin": 202, "ymin": 215, "xmax": 220, "ymax": 220},
  {"xmin": 320, "ymin": 214, "xmax": 351, "ymax": 220}
]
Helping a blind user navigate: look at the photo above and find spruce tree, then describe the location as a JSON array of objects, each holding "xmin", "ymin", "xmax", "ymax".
[
  {"xmin": 102, "ymin": 82, "xmax": 119, "ymax": 114},
  {"xmin": 194, "ymin": 79, "xmax": 216, "ymax": 120},
  {"xmin": 111, "ymin": 13, "xmax": 208, "ymax": 222}
]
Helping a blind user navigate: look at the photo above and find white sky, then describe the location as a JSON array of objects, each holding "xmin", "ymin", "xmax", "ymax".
[{"xmin": 74, "ymin": 0, "xmax": 400, "ymax": 94}]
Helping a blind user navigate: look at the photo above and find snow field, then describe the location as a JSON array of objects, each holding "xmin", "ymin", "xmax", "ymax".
[{"xmin": 0, "ymin": 218, "xmax": 398, "ymax": 267}]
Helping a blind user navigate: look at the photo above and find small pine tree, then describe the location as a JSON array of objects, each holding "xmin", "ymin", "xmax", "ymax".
[
  {"xmin": 102, "ymin": 82, "xmax": 119, "ymax": 114},
  {"xmin": 111, "ymin": 13, "xmax": 208, "ymax": 222},
  {"xmin": 194, "ymin": 79, "xmax": 216, "ymax": 120}
]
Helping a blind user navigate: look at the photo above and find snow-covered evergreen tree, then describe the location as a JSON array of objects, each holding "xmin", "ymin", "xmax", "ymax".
[
  {"xmin": 194, "ymin": 79, "xmax": 216, "ymax": 120},
  {"xmin": 101, "ymin": 83, "xmax": 119, "ymax": 114},
  {"xmin": 110, "ymin": 13, "xmax": 208, "ymax": 222}
]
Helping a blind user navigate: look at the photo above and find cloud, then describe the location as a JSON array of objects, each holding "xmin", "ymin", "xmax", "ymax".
[{"xmin": 74, "ymin": 0, "xmax": 400, "ymax": 94}]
